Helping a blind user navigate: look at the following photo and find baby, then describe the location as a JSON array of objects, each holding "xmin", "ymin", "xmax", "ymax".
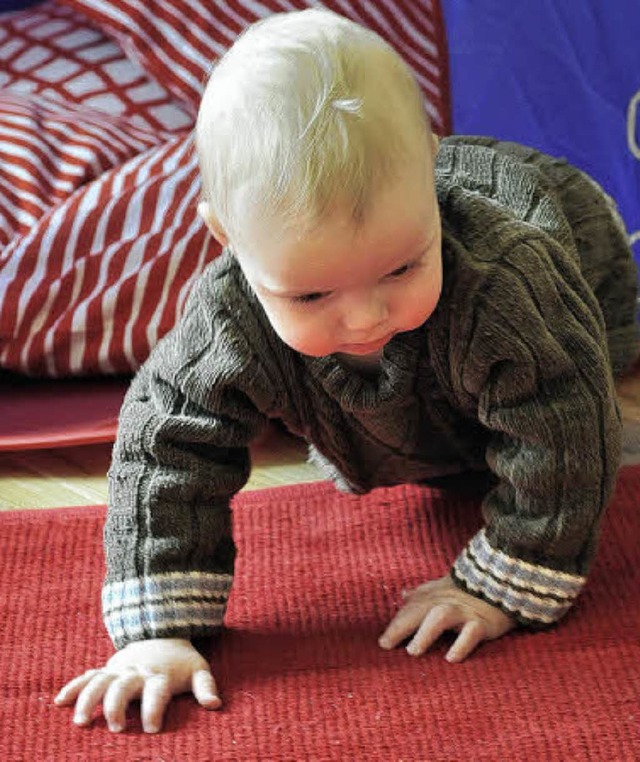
[{"xmin": 55, "ymin": 9, "xmax": 639, "ymax": 734}]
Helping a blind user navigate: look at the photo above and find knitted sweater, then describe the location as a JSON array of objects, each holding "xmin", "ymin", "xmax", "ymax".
[{"xmin": 103, "ymin": 137, "xmax": 639, "ymax": 649}]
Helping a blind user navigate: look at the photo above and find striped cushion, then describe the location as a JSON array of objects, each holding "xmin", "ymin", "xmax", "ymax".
[
  {"xmin": 63, "ymin": 0, "xmax": 452, "ymax": 135},
  {"xmin": 0, "ymin": 0, "xmax": 450, "ymax": 377}
]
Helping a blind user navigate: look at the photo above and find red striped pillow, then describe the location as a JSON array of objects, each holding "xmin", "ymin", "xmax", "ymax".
[
  {"xmin": 0, "ymin": 132, "xmax": 218, "ymax": 376},
  {"xmin": 0, "ymin": 0, "xmax": 192, "ymax": 247},
  {"xmin": 62, "ymin": 0, "xmax": 452, "ymax": 135},
  {"xmin": 0, "ymin": 0, "xmax": 450, "ymax": 377},
  {"xmin": 0, "ymin": 2, "xmax": 218, "ymax": 376}
]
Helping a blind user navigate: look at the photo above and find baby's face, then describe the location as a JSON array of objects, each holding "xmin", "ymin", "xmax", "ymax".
[{"xmin": 235, "ymin": 170, "xmax": 442, "ymax": 358}]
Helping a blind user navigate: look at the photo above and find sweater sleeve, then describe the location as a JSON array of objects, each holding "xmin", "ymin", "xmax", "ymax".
[
  {"xmin": 448, "ymin": 237, "xmax": 623, "ymax": 627},
  {"xmin": 102, "ymin": 273, "xmax": 277, "ymax": 649}
]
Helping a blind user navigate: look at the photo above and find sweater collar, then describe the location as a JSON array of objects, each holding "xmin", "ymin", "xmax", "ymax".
[{"xmin": 304, "ymin": 328, "xmax": 425, "ymax": 411}]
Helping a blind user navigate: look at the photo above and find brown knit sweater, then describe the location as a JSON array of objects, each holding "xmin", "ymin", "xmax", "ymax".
[{"xmin": 103, "ymin": 137, "xmax": 639, "ymax": 648}]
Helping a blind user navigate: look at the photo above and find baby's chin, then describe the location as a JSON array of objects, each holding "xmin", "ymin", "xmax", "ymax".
[
  {"xmin": 276, "ymin": 332, "xmax": 394, "ymax": 358},
  {"xmin": 294, "ymin": 344, "xmax": 386, "ymax": 359}
]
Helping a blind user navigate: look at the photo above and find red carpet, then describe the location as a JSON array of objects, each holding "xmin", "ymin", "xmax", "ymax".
[{"xmin": 2, "ymin": 472, "xmax": 640, "ymax": 761}]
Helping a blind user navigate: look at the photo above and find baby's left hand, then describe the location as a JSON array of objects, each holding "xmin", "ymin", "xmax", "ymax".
[{"xmin": 378, "ymin": 576, "xmax": 515, "ymax": 663}]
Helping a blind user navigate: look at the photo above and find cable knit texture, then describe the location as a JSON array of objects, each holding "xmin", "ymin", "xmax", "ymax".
[{"xmin": 103, "ymin": 137, "xmax": 639, "ymax": 647}]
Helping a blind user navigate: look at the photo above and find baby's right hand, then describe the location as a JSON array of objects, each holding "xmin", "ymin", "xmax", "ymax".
[{"xmin": 54, "ymin": 637, "xmax": 221, "ymax": 733}]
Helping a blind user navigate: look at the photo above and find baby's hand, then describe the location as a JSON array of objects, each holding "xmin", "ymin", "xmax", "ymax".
[
  {"xmin": 54, "ymin": 638, "xmax": 221, "ymax": 733},
  {"xmin": 378, "ymin": 576, "xmax": 515, "ymax": 662}
]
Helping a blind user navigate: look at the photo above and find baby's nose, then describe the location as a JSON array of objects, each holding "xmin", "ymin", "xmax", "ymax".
[{"xmin": 341, "ymin": 289, "xmax": 388, "ymax": 333}]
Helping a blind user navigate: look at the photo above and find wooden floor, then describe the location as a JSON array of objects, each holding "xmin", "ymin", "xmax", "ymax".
[{"xmin": 0, "ymin": 425, "xmax": 320, "ymax": 511}]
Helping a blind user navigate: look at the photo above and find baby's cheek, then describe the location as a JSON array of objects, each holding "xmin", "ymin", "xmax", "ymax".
[
  {"xmin": 267, "ymin": 309, "xmax": 335, "ymax": 357},
  {"xmin": 401, "ymin": 277, "xmax": 441, "ymax": 329}
]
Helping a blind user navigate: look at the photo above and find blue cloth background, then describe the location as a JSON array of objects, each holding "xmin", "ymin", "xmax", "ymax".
[
  {"xmin": 0, "ymin": 0, "xmax": 42, "ymax": 11},
  {"xmin": 442, "ymin": 0, "xmax": 640, "ymax": 267}
]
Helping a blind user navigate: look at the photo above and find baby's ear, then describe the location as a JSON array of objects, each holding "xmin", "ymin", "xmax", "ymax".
[{"xmin": 197, "ymin": 201, "xmax": 229, "ymax": 247}]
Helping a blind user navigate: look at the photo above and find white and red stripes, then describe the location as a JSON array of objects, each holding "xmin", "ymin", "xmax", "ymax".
[
  {"xmin": 62, "ymin": 0, "xmax": 451, "ymax": 134},
  {"xmin": 0, "ymin": 0, "xmax": 451, "ymax": 377},
  {"xmin": 0, "ymin": 92, "xmax": 169, "ymax": 246},
  {"xmin": 1, "ymin": 134, "xmax": 220, "ymax": 376}
]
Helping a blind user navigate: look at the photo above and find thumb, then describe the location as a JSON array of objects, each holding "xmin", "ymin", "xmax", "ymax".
[{"xmin": 192, "ymin": 668, "xmax": 222, "ymax": 710}]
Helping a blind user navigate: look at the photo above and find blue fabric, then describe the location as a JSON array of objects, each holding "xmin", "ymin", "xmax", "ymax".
[
  {"xmin": 442, "ymin": 0, "xmax": 640, "ymax": 266},
  {"xmin": 0, "ymin": 0, "xmax": 43, "ymax": 12}
]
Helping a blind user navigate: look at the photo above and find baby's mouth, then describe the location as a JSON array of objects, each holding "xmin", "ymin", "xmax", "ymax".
[{"xmin": 340, "ymin": 332, "xmax": 395, "ymax": 354}]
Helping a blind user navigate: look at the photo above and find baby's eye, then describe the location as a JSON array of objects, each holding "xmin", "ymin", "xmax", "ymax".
[
  {"xmin": 291, "ymin": 291, "xmax": 328, "ymax": 305},
  {"xmin": 387, "ymin": 261, "xmax": 416, "ymax": 279}
]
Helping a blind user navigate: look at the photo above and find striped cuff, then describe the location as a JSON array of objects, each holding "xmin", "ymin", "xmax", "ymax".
[
  {"xmin": 452, "ymin": 529, "xmax": 586, "ymax": 625},
  {"xmin": 103, "ymin": 571, "xmax": 232, "ymax": 649}
]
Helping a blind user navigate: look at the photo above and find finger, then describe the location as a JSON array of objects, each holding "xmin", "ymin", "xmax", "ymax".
[
  {"xmin": 54, "ymin": 670, "xmax": 101, "ymax": 706},
  {"xmin": 103, "ymin": 673, "xmax": 144, "ymax": 733},
  {"xmin": 192, "ymin": 669, "xmax": 222, "ymax": 710},
  {"xmin": 446, "ymin": 620, "xmax": 487, "ymax": 663},
  {"xmin": 406, "ymin": 605, "xmax": 461, "ymax": 657},
  {"xmin": 141, "ymin": 674, "xmax": 173, "ymax": 734},
  {"xmin": 379, "ymin": 604, "xmax": 428, "ymax": 650},
  {"xmin": 73, "ymin": 672, "xmax": 116, "ymax": 727}
]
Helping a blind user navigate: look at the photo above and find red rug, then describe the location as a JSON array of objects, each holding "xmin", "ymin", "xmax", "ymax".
[{"xmin": 3, "ymin": 472, "xmax": 640, "ymax": 761}]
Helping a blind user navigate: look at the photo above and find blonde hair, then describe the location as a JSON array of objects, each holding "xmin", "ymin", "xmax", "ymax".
[{"xmin": 196, "ymin": 8, "xmax": 431, "ymax": 245}]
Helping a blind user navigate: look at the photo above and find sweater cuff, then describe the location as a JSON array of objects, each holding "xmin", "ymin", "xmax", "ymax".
[
  {"xmin": 451, "ymin": 529, "xmax": 586, "ymax": 625},
  {"xmin": 103, "ymin": 571, "xmax": 232, "ymax": 649}
]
